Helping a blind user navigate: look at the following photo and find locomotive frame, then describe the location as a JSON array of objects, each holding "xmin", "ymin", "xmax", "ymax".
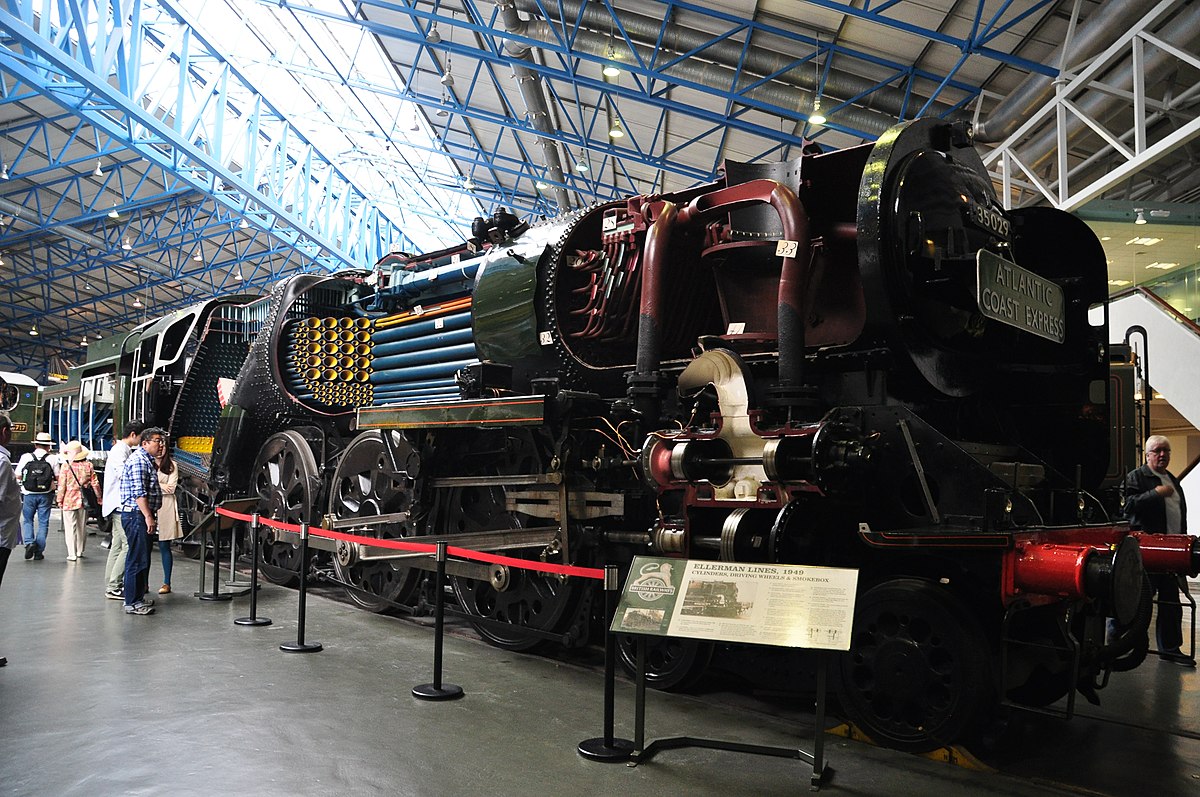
[{"xmin": 42, "ymin": 118, "xmax": 1200, "ymax": 753}]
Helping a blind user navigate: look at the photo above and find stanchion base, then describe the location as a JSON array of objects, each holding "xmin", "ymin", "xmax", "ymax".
[
  {"xmin": 280, "ymin": 641, "xmax": 323, "ymax": 653},
  {"xmin": 577, "ymin": 737, "xmax": 635, "ymax": 762},
  {"xmin": 197, "ymin": 592, "xmax": 234, "ymax": 602},
  {"xmin": 234, "ymin": 616, "xmax": 273, "ymax": 626},
  {"xmin": 412, "ymin": 683, "xmax": 464, "ymax": 701}
]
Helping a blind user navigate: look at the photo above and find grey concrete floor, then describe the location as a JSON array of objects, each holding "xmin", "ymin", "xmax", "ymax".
[{"xmin": 1, "ymin": 524, "xmax": 1198, "ymax": 796}]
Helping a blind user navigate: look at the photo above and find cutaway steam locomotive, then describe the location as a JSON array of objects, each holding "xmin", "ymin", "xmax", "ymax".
[{"xmin": 70, "ymin": 118, "xmax": 1199, "ymax": 752}]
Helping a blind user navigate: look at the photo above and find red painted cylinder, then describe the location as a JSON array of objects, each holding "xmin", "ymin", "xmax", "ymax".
[
  {"xmin": 1011, "ymin": 543, "xmax": 1093, "ymax": 598},
  {"xmin": 1131, "ymin": 532, "xmax": 1200, "ymax": 576}
]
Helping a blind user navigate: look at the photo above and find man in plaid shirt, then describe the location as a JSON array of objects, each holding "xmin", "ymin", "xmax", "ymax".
[{"xmin": 118, "ymin": 427, "xmax": 166, "ymax": 615}]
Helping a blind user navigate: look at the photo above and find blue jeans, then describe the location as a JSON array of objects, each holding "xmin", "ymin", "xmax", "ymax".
[
  {"xmin": 158, "ymin": 539, "xmax": 173, "ymax": 586},
  {"xmin": 21, "ymin": 493, "xmax": 52, "ymax": 552},
  {"xmin": 122, "ymin": 510, "xmax": 151, "ymax": 607}
]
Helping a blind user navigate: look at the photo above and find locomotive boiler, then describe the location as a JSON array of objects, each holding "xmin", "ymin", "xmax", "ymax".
[{"xmin": 91, "ymin": 117, "xmax": 1198, "ymax": 753}]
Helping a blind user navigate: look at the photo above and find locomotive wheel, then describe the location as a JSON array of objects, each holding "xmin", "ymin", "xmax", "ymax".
[
  {"xmin": 445, "ymin": 482, "xmax": 581, "ymax": 651},
  {"xmin": 251, "ymin": 430, "xmax": 322, "ymax": 587},
  {"xmin": 837, "ymin": 578, "xmax": 993, "ymax": 752},
  {"xmin": 437, "ymin": 430, "xmax": 582, "ymax": 652},
  {"xmin": 328, "ymin": 430, "xmax": 420, "ymax": 612},
  {"xmin": 615, "ymin": 634, "xmax": 714, "ymax": 691}
]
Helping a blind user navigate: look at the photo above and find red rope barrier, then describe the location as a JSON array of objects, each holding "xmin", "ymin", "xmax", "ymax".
[{"xmin": 214, "ymin": 506, "xmax": 605, "ymax": 580}]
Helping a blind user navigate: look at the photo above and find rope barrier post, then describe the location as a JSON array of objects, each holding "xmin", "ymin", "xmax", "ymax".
[
  {"xmin": 198, "ymin": 513, "xmax": 233, "ymax": 602},
  {"xmin": 412, "ymin": 540, "xmax": 463, "ymax": 700},
  {"xmin": 226, "ymin": 512, "xmax": 253, "ymax": 590},
  {"xmin": 235, "ymin": 512, "xmax": 272, "ymax": 627},
  {"xmin": 579, "ymin": 565, "xmax": 633, "ymax": 761},
  {"xmin": 195, "ymin": 513, "xmax": 208, "ymax": 597},
  {"xmin": 280, "ymin": 522, "xmax": 322, "ymax": 653}
]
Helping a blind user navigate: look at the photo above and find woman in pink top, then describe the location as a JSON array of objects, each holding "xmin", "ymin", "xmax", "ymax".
[{"xmin": 56, "ymin": 441, "xmax": 101, "ymax": 561}]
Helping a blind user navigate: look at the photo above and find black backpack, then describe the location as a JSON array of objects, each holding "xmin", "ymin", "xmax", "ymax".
[{"xmin": 21, "ymin": 455, "xmax": 54, "ymax": 492}]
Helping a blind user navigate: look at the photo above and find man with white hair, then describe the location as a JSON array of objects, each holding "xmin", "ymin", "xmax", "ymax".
[
  {"xmin": 0, "ymin": 411, "xmax": 22, "ymax": 666},
  {"xmin": 1124, "ymin": 434, "xmax": 1194, "ymax": 667}
]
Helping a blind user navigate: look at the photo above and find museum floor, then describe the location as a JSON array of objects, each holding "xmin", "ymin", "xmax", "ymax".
[{"xmin": 1, "ymin": 523, "xmax": 1197, "ymax": 796}]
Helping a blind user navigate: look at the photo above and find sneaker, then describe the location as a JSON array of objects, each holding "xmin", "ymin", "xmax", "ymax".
[
  {"xmin": 32, "ymin": 551, "xmax": 43, "ymax": 561},
  {"xmin": 124, "ymin": 603, "xmax": 155, "ymax": 616},
  {"xmin": 158, "ymin": 584, "xmax": 171, "ymax": 594},
  {"xmin": 105, "ymin": 589, "xmax": 124, "ymax": 601},
  {"xmin": 141, "ymin": 598, "xmax": 155, "ymax": 607},
  {"xmin": 66, "ymin": 556, "xmax": 77, "ymax": 562},
  {"xmin": 23, "ymin": 544, "xmax": 33, "ymax": 560}
]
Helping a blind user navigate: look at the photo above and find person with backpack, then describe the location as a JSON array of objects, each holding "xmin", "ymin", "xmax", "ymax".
[{"xmin": 15, "ymin": 432, "xmax": 59, "ymax": 561}]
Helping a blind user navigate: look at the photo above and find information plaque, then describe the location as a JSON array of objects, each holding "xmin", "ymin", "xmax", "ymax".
[{"xmin": 612, "ymin": 556, "xmax": 858, "ymax": 651}]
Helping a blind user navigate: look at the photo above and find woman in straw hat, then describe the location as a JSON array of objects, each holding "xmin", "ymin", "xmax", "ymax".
[{"xmin": 56, "ymin": 440, "xmax": 101, "ymax": 561}]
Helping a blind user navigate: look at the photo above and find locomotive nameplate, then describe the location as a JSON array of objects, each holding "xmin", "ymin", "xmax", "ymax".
[{"xmin": 976, "ymin": 250, "xmax": 1065, "ymax": 343}]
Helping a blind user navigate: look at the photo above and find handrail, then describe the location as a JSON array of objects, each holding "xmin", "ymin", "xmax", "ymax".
[
  {"xmin": 1111, "ymin": 286, "xmax": 1200, "ymax": 483},
  {"xmin": 1110, "ymin": 286, "xmax": 1200, "ymax": 337}
]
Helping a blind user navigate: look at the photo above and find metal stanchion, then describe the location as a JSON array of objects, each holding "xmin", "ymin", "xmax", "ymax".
[
  {"xmin": 235, "ymin": 513, "xmax": 271, "ymax": 627},
  {"xmin": 579, "ymin": 565, "xmax": 634, "ymax": 761},
  {"xmin": 280, "ymin": 522, "xmax": 322, "ymax": 653},
  {"xmin": 412, "ymin": 541, "xmax": 463, "ymax": 700},
  {"xmin": 198, "ymin": 516, "xmax": 232, "ymax": 602},
  {"xmin": 226, "ymin": 514, "xmax": 252, "ymax": 589}
]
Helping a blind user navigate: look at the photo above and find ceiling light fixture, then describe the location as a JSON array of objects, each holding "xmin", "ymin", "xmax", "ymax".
[
  {"xmin": 133, "ymin": 296, "xmax": 143, "ymax": 309},
  {"xmin": 108, "ymin": 204, "xmax": 120, "ymax": 219},
  {"xmin": 577, "ymin": 161, "xmax": 589, "ymax": 172},
  {"xmin": 809, "ymin": 32, "xmax": 827, "ymax": 126},
  {"xmin": 608, "ymin": 118, "xmax": 624, "ymax": 139},
  {"xmin": 0, "ymin": 252, "xmax": 5, "ymax": 266},
  {"xmin": 1134, "ymin": 209, "xmax": 1147, "ymax": 225},
  {"xmin": 0, "ymin": 163, "xmax": 8, "ymax": 180},
  {"xmin": 81, "ymin": 334, "xmax": 88, "ymax": 348},
  {"xmin": 462, "ymin": 178, "xmax": 477, "ymax": 191},
  {"xmin": 535, "ymin": 180, "xmax": 548, "ymax": 190},
  {"xmin": 602, "ymin": 52, "xmax": 621, "ymax": 78},
  {"xmin": 426, "ymin": 22, "xmax": 441, "ymax": 44},
  {"xmin": 193, "ymin": 248, "xmax": 203, "ymax": 261},
  {"xmin": 29, "ymin": 322, "xmax": 38, "ymax": 337},
  {"xmin": 121, "ymin": 236, "xmax": 132, "ymax": 251},
  {"xmin": 93, "ymin": 159, "xmax": 104, "ymax": 178},
  {"xmin": 239, "ymin": 218, "xmax": 249, "ymax": 230}
]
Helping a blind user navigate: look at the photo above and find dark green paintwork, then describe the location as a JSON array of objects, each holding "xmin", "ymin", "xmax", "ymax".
[{"xmin": 472, "ymin": 250, "xmax": 546, "ymax": 364}]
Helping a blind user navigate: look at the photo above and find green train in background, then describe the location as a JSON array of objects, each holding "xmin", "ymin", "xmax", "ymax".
[{"xmin": 0, "ymin": 371, "xmax": 42, "ymax": 457}]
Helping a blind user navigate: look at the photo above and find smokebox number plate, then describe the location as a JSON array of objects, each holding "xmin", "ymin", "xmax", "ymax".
[{"xmin": 976, "ymin": 249, "xmax": 1065, "ymax": 343}]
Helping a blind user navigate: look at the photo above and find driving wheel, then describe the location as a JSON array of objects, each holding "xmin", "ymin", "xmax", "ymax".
[
  {"xmin": 251, "ymin": 430, "xmax": 322, "ymax": 586},
  {"xmin": 438, "ymin": 430, "xmax": 582, "ymax": 652},
  {"xmin": 328, "ymin": 430, "xmax": 421, "ymax": 612}
]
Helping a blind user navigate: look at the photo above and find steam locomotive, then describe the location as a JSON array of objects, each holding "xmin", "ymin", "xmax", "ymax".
[{"xmin": 51, "ymin": 118, "xmax": 1199, "ymax": 752}]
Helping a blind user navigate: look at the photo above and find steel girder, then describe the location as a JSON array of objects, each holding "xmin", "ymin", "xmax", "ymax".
[
  {"xmin": 983, "ymin": 0, "xmax": 1200, "ymax": 212},
  {"xmin": 291, "ymin": 0, "xmax": 1027, "ymax": 212}
]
